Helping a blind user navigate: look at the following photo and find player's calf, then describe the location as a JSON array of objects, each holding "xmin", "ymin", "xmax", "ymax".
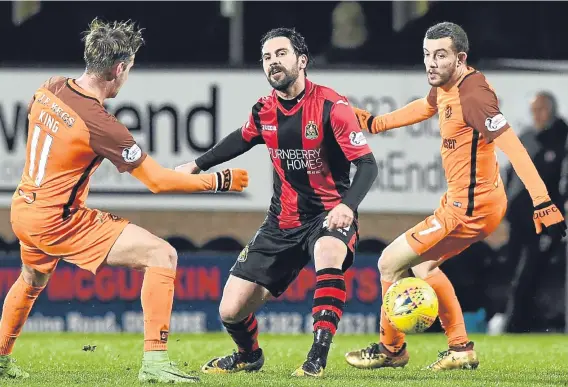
[
  {"xmin": 293, "ymin": 237, "xmax": 346, "ymax": 378},
  {"xmin": 202, "ymin": 276, "xmax": 269, "ymax": 374}
]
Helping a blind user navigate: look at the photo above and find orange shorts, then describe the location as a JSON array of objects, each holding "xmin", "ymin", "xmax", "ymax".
[
  {"xmin": 406, "ymin": 189, "xmax": 507, "ymax": 262},
  {"xmin": 11, "ymin": 207, "xmax": 129, "ymax": 275}
]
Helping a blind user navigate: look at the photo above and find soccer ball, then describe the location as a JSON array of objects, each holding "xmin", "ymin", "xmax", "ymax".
[{"xmin": 382, "ymin": 277, "xmax": 439, "ymax": 334}]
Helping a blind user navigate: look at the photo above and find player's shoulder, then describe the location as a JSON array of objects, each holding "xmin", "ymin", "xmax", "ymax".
[
  {"xmin": 458, "ymin": 69, "xmax": 494, "ymax": 97},
  {"xmin": 252, "ymin": 94, "xmax": 275, "ymax": 113},
  {"xmin": 37, "ymin": 76, "xmax": 68, "ymax": 94},
  {"xmin": 312, "ymin": 82, "xmax": 350, "ymax": 106}
]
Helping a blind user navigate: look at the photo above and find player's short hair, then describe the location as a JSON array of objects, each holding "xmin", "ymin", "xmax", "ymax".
[
  {"xmin": 82, "ymin": 18, "xmax": 145, "ymax": 76},
  {"xmin": 425, "ymin": 22, "xmax": 469, "ymax": 54},
  {"xmin": 260, "ymin": 27, "xmax": 311, "ymax": 74}
]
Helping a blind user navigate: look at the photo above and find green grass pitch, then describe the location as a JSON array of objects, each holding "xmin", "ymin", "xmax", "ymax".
[{"xmin": 3, "ymin": 333, "xmax": 568, "ymax": 386}]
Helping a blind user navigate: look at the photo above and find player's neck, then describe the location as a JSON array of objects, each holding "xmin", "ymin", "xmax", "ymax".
[
  {"xmin": 75, "ymin": 73, "xmax": 111, "ymax": 103},
  {"xmin": 275, "ymin": 76, "xmax": 306, "ymax": 100},
  {"xmin": 441, "ymin": 66, "xmax": 467, "ymax": 92}
]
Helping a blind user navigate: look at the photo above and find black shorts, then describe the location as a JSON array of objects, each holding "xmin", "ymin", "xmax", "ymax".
[{"xmin": 230, "ymin": 212, "xmax": 359, "ymax": 297}]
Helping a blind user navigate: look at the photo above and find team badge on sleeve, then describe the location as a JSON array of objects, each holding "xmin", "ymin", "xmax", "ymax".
[
  {"xmin": 484, "ymin": 114, "xmax": 507, "ymax": 132},
  {"xmin": 349, "ymin": 131, "xmax": 367, "ymax": 146},
  {"xmin": 122, "ymin": 144, "xmax": 142, "ymax": 163}
]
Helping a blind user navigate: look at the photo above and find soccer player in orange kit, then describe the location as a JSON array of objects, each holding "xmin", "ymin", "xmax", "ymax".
[
  {"xmin": 0, "ymin": 19, "xmax": 248, "ymax": 384},
  {"xmin": 345, "ymin": 21, "xmax": 566, "ymax": 371}
]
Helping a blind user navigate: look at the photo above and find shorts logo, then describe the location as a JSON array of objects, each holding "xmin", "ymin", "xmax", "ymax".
[
  {"xmin": 485, "ymin": 114, "xmax": 507, "ymax": 132},
  {"xmin": 122, "ymin": 144, "xmax": 142, "ymax": 163},
  {"xmin": 444, "ymin": 105, "xmax": 452, "ymax": 119},
  {"xmin": 349, "ymin": 131, "xmax": 367, "ymax": 146},
  {"xmin": 305, "ymin": 121, "xmax": 319, "ymax": 140},
  {"xmin": 323, "ymin": 219, "xmax": 351, "ymax": 236},
  {"xmin": 18, "ymin": 189, "xmax": 36, "ymax": 204},
  {"xmin": 237, "ymin": 245, "xmax": 249, "ymax": 262}
]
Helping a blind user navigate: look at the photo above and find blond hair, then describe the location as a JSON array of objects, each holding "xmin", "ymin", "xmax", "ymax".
[{"xmin": 82, "ymin": 18, "xmax": 144, "ymax": 76}]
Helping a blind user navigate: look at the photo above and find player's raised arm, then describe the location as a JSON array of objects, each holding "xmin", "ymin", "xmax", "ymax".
[
  {"xmin": 462, "ymin": 82, "xmax": 566, "ymax": 238},
  {"xmin": 176, "ymin": 102, "xmax": 266, "ymax": 174},
  {"xmin": 87, "ymin": 107, "xmax": 248, "ymax": 193},
  {"xmin": 353, "ymin": 88, "xmax": 438, "ymax": 134},
  {"xmin": 330, "ymin": 98, "xmax": 378, "ymax": 218}
]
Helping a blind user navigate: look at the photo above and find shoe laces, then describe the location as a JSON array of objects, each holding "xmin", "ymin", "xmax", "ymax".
[
  {"xmin": 218, "ymin": 351, "xmax": 243, "ymax": 370},
  {"xmin": 361, "ymin": 343, "xmax": 381, "ymax": 359}
]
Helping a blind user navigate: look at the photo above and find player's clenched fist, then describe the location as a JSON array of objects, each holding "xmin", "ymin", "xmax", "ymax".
[
  {"xmin": 533, "ymin": 200, "xmax": 567, "ymax": 238},
  {"xmin": 213, "ymin": 168, "xmax": 249, "ymax": 192},
  {"xmin": 353, "ymin": 107, "xmax": 378, "ymax": 134}
]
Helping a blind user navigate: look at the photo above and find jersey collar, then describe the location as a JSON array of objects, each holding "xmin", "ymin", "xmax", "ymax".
[
  {"xmin": 66, "ymin": 79, "xmax": 103, "ymax": 105},
  {"xmin": 273, "ymin": 78, "xmax": 315, "ymax": 115}
]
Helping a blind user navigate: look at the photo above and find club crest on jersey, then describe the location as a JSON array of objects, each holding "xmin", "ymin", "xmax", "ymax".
[
  {"xmin": 305, "ymin": 121, "xmax": 319, "ymax": 140},
  {"xmin": 444, "ymin": 105, "xmax": 452, "ymax": 119}
]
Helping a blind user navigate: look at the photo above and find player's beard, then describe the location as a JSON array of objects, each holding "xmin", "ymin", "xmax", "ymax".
[
  {"xmin": 267, "ymin": 65, "xmax": 299, "ymax": 92},
  {"xmin": 427, "ymin": 62, "xmax": 456, "ymax": 87}
]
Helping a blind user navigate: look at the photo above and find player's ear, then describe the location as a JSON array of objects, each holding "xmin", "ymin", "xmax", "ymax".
[
  {"xmin": 457, "ymin": 52, "xmax": 467, "ymax": 66},
  {"xmin": 299, "ymin": 54, "xmax": 307, "ymax": 70}
]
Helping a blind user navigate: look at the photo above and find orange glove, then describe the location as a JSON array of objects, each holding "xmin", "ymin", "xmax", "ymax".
[
  {"xmin": 213, "ymin": 168, "xmax": 249, "ymax": 192},
  {"xmin": 353, "ymin": 107, "xmax": 377, "ymax": 133},
  {"xmin": 533, "ymin": 200, "xmax": 567, "ymax": 238}
]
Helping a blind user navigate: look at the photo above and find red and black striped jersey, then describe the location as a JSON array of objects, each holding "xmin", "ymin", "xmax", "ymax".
[{"xmin": 241, "ymin": 79, "xmax": 373, "ymax": 229}]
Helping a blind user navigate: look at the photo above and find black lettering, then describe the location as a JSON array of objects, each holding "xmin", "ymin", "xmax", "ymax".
[
  {"xmin": 148, "ymin": 105, "xmax": 177, "ymax": 153},
  {"xmin": 387, "ymin": 151, "xmax": 405, "ymax": 192},
  {"xmin": 0, "ymin": 103, "xmax": 28, "ymax": 152},
  {"xmin": 186, "ymin": 85, "xmax": 217, "ymax": 152}
]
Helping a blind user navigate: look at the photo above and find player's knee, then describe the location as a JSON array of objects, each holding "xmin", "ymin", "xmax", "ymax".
[
  {"xmin": 146, "ymin": 239, "xmax": 178, "ymax": 270},
  {"xmin": 314, "ymin": 236, "xmax": 346, "ymax": 270},
  {"xmin": 377, "ymin": 248, "xmax": 400, "ymax": 281},
  {"xmin": 21, "ymin": 265, "xmax": 51, "ymax": 288},
  {"xmin": 219, "ymin": 299, "xmax": 246, "ymax": 324}
]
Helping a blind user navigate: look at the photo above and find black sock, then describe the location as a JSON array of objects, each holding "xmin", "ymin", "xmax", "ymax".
[{"xmin": 222, "ymin": 313, "xmax": 259, "ymax": 353}]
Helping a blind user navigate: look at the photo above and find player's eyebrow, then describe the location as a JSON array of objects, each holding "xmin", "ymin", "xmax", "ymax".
[{"xmin": 261, "ymin": 47, "xmax": 288, "ymax": 60}]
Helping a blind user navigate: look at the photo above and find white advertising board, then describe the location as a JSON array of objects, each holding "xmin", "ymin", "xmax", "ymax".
[{"xmin": 1, "ymin": 69, "xmax": 567, "ymax": 213}]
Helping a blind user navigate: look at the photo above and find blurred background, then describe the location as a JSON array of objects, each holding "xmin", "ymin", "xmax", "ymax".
[{"xmin": 1, "ymin": 0, "xmax": 567, "ymax": 336}]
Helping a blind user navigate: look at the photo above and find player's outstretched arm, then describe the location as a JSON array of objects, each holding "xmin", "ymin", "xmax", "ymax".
[
  {"xmin": 494, "ymin": 129, "xmax": 566, "ymax": 237},
  {"xmin": 192, "ymin": 128, "xmax": 264, "ymax": 172},
  {"xmin": 353, "ymin": 97, "xmax": 437, "ymax": 134},
  {"xmin": 131, "ymin": 156, "xmax": 249, "ymax": 193}
]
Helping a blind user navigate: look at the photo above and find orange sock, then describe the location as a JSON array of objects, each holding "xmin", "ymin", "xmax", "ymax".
[
  {"xmin": 141, "ymin": 267, "xmax": 176, "ymax": 352},
  {"xmin": 424, "ymin": 270, "xmax": 469, "ymax": 347},
  {"xmin": 0, "ymin": 274, "xmax": 45, "ymax": 355},
  {"xmin": 379, "ymin": 279, "xmax": 405, "ymax": 352}
]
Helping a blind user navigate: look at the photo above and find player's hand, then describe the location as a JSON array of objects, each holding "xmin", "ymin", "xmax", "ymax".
[
  {"xmin": 175, "ymin": 160, "xmax": 201, "ymax": 174},
  {"xmin": 353, "ymin": 107, "xmax": 376, "ymax": 133},
  {"xmin": 533, "ymin": 201, "xmax": 567, "ymax": 238},
  {"xmin": 326, "ymin": 203, "xmax": 354, "ymax": 230},
  {"xmin": 213, "ymin": 168, "xmax": 249, "ymax": 192}
]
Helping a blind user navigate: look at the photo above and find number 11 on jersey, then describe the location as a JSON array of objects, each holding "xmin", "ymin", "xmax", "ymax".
[{"xmin": 28, "ymin": 124, "xmax": 53, "ymax": 187}]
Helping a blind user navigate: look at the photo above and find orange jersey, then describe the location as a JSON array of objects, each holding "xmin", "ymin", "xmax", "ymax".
[
  {"xmin": 12, "ymin": 76, "xmax": 147, "ymax": 220},
  {"xmin": 425, "ymin": 68, "xmax": 510, "ymax": 215}
]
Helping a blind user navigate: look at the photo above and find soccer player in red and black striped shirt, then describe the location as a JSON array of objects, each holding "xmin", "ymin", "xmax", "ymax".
[{"xmin": 176, "ymin": 28, "xmax": 378, "ymax": 377}]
